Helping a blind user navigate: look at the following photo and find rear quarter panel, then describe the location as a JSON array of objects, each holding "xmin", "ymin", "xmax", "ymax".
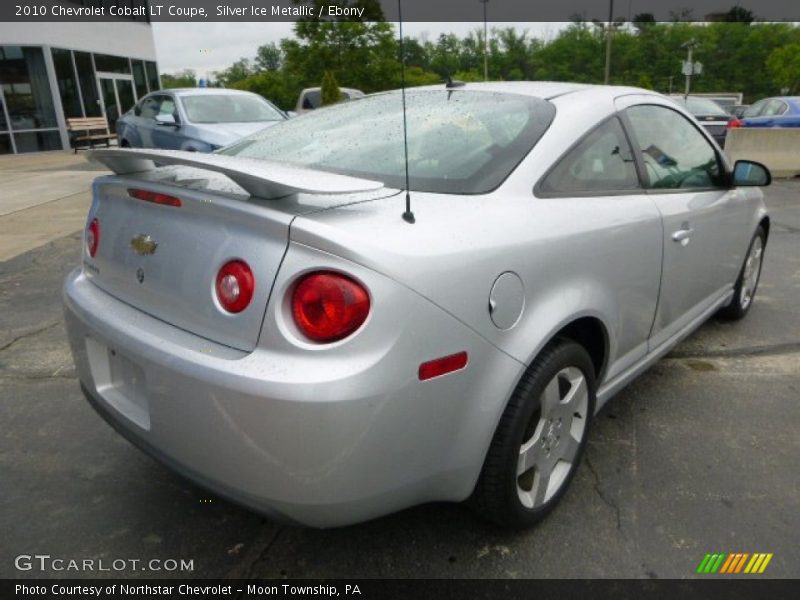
[{"xmin": 290, "ymin": 91, "xmax": 664, "ymax": 391}]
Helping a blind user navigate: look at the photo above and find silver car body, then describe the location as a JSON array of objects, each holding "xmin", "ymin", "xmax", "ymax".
[{"xmin": 63, "ymin": 82, "xmax": 768, "ymax": 527}]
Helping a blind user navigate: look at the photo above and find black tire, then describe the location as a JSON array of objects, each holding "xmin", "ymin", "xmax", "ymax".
[
  {"xmin": 470, "ymin": 338, "xmax": 596, "ymax": 529},
  {"xmin": 718, "ymin": 226, "xmax": 766, "ymax": 321},
  {"xmin": 120, "ymin": 139, "xmax": 130, "ymax": 148}
]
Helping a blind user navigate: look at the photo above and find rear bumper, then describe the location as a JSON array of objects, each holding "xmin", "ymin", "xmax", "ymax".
[{"xmin": 63, "ymin": 268, "xmax": 523, "ymax": 527}]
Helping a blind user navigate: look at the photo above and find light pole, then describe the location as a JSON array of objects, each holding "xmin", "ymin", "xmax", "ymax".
[
  {"xmin": 480, "ymin": 0, "xmax": 489, "ymax": 81},
  {"xmin": 682, "ymin": 39, "xmax": 699, "ymax": 98}
]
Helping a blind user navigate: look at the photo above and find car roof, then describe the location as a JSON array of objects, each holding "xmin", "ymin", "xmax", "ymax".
[
  {"xmin": 164, "ymin": 88, "xmax": 260, "ymax": 97},
  {"xmin": 774, "ymin": 97, "xmax": 800, "ymax": 108},
  {"xmin": 300, "ymin": 87, "xmax": 363, "ymax": 94},
  {"xmin": 405, "ymin": 81, "xmax": 656, "ymax": 101}
]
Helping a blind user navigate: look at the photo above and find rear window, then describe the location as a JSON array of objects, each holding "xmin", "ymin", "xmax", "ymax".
[{"xmin": 221, "ymin": 90, "xmax": 556, "ymax": 194}]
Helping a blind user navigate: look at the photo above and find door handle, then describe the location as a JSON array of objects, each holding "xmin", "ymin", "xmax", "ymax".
[{"xmin": 672, "ymin": 228, "xmax": 694, "ymax": 244}]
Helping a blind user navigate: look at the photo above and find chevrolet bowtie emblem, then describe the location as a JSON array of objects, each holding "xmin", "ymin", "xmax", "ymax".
[{"xmin": 130, "ymin": 234, "xmax": 158, "ymax": 256}]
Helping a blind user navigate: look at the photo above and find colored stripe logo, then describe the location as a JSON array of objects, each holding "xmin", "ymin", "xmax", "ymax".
[{"xmin": 696, "ymin": 552, "xmax": 773, "ymax": 574}]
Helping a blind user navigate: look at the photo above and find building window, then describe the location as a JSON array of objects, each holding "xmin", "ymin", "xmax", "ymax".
[
  {"xmin": 73, "ymin": 51, "xmax": 101, "ymax": 117},
  {"xmin": 94, "ymin": 52, "xmax": 131, "ymax": 74},
  {"xmin": 0, "ymin": 46, "xmax": 58, "ymax": 130},
  {"xmin": 145, "ymin": 61, "xmax": 159, "ymax": 92},
  {"xmin": 0, "ymin": 133, "xmax": 11, "ymax": 154},
  {"xmin": 52, "ymin": 48, "xmax": 84, "ymax": 119},
  {"xmin": 0, "ymin": 92, "xmax": 7, "ymax": 131},
  {"xmin": 132, "ymin": 59, "xmax": 148, "ymax": 99},
  {"xmin": 13, "ymin": 130, "xmax": 62, "ymax": 152}
]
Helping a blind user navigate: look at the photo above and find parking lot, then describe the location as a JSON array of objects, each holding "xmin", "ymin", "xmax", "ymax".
[{"xmin": 0, "ymin": 153, "xmax": 798, "ymax": 579}]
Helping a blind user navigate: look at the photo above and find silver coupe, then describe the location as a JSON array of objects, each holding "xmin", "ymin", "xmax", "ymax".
[{"xmin": 64, "ymin": 82, "xmax": 770, "ymax": 528}]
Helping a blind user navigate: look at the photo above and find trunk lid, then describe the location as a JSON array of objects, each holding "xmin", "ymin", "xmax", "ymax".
[
  {"xmin": 85, "ymin": 177, "xmax": 293, "ymax": 352},
  {"xmin": 83, "ymin": 149, "xmax": 395, "ymax": 351}
]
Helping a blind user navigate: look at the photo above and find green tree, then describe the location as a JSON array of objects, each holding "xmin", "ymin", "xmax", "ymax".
[
  {"xmin": 232, "ymin": 71, "xmax": 301, "ymax": 111},
  {"xmin": 255, "ymin": 43, "xmax": 283, "ymax": 71},
  {"xmin": 160, "ymin": 69, "xmax": 196, "ymax": 88},
  {"xmin": 215, "ymin": 58, "xmax": 253, "ymax": 87},
  {"xmin": 403, "ymin": 66, "xmax": 441, "ymax": 87},
  {"xmin": 320, "ymin": 70, "xmax": 341, "ymax": 105},
  {"xmin": 767, "ymin": 43, "xmax": 800, "ymax": 94}
]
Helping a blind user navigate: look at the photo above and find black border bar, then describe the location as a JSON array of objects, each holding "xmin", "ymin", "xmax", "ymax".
[
  {"xmin": 2, "ymin": 0, "xmax": 799, "ymax": 22},
  {"xmin": 4, "ymin": 579, "xmax": 800, "ymax": 600}
]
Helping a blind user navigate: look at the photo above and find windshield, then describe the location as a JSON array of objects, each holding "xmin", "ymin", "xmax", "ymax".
[
  {"xmin": 675, "ymin": 97, "xmax": 730, "ymax": 116},
  {"xmin": 181, "ymin": 94, "xmax": 285, "ymax": 124},
  {"xmin": 221, "ymin": 90, "xmax": 555, "ymax": 194}
]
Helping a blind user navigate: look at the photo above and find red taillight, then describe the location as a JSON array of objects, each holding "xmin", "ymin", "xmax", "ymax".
[
  {"xmin": 215, "ymin": 260, "xmax": 255, "ymax": 313},
  {"xmin": 86, "ymin": 218, "xmax": 100, "ymax": 257},
  {"xmin": 419, "ymin": 352, "xmax": 469, "ymax": 381},
  {"xmin": 292, "ymin": 272, "xmax": 370, "ymax": 343},
  {"xmin": 128, "ymin": 188, "xmax": 182, "ymax": 207},
  {"xmin": 728, "ymin": 118, "xmax": 743, "ymax": 129}
]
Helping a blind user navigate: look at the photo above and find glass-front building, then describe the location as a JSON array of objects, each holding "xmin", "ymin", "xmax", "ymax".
[{"xmin": 0, "ymin": 3, "xmax": 159, "ymax": 153}]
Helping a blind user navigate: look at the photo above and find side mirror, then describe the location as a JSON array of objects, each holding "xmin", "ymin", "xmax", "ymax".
[
  {"xmin": 155, "ymin": 113, "xmax": 178, "ymax": 127},
  {"xmin": 733, "ymin": 160, "xmax": 771, "ymax": 187}
]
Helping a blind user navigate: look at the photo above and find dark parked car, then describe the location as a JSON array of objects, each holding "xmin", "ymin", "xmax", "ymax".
[
  {"xmin": 669, "ymin": 96, "xmax": 733, "ymax": 147},
  {"xmin": 117, "ymin": 89, "xmax": 287, "ymax": 152},
  {"xmin": 731, "ymin": 97, "xmax": 800, "ymax": 128}
]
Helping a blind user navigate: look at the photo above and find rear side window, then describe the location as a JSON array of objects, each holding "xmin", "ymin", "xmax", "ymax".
[
  {"xmin": 763, "ymin": 100, "xmax": 787, "ymax": 116},
  {"xmin": 539, "ymin": 117, "xmax": 640, "ymax": 195},
  {"xmin": 301, "ymin": 90, "xmax": 321, "ymax": 109},
  {"xmin": 625, "ymin": 105, "xmax": 725, "ymax": 190}
]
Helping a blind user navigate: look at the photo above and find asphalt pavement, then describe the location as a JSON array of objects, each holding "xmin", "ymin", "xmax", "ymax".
[{"xmin": 0, "ymin": 179, "xmax": 798, "ymax": 580}]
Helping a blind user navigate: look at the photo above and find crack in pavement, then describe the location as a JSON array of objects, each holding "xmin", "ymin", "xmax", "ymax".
[
  {"xmin": 229, "ymin": 525, "xmax": 285, "ymax": 586},
  {"xmin": 584, "ymin": 454, "xmax": 622, "ymax": 531},
  {"xmin": 0, "ymin": 321, "xmax": 60, "ymax": 354},
  {"xmin": 667, "ymin": 341, "xmax": 800, "ymax": 360}
]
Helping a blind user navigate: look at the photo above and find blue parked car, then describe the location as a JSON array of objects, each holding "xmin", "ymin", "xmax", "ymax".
[
  {"xmin": 117, "ymin": 88, "xmax": 287, "ymax": 152},
  {"xmin": 734, "ymin": 96, "xmax": 800, "ymax": 128}
]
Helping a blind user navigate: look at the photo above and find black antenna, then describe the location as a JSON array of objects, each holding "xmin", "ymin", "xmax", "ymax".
[{"xmin": 398, "ymin": 0, "xmax": 415, "ymax": 224}]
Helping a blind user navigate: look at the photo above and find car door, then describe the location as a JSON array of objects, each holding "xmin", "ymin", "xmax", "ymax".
[
  {"xmin": 151, "ymin": 94, "xmax": 183, "ymax": 150},
  {"xmin": 534, "ymin": 115, "xmax": 663, "ymax": 381},
  {"xmin": 132, "ymin": 95, "xmax": 161, "ymax": 147},
  {"xmin": 620, "ymin": 101, "xmax": 751, "ymax": 350}
]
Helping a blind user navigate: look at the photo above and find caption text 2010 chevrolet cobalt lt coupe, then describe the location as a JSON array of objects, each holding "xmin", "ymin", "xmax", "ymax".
[{"xmin": 64, "ymin": 82, "xmax": 770, "ymax": 528}]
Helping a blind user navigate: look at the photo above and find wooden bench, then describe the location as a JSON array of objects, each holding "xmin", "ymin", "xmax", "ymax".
[{"xmin": 66, "ymin": 117, "xmax": 117, "ymax": 153}]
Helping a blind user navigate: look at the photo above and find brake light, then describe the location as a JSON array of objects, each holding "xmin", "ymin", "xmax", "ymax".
[
  {"xmin": 292, "ymin": 272, "xmax": 370, "ymax": 343},
  {"xmin": 86, "ymin": 218, "xmax": 100, "ymax": 257},
  {"xmin": 128, "ymin": 188, "xmax": 182, "ymax": 207},
  {"xmin": 728, "ymin": 118, "xmax": 743, "ymax": 129},
  {"xmin": 419, "ymin": 352, "xmax": 469, "ymax": 381},
  {"xmin": 215, "ymin": 260, "xmax": 255, "ymax": 313}
]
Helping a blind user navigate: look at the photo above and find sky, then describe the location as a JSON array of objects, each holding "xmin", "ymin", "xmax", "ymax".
[{"xmin": 151, "ymin": 22, "xmax": 569, "ymax": 78}]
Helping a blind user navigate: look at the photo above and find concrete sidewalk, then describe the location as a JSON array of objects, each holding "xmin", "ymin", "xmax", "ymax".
[{"xmin": 0, "ymin": 151, "xmax": 107, "ymax": 262}]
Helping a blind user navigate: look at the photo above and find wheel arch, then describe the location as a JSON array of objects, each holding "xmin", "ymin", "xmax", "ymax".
[
  {"xmin": 552, "ymin": 316, "xmax": 609, "ymax": 384},
  {"xmin": 759, "ymin": 215, "xmax": 770, "ymax": 243}
]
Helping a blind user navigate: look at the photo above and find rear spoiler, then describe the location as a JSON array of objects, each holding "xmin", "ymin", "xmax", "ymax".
[{"xmin": 87, "ymin": 148, "xmax": 383, "ymax": 199}]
